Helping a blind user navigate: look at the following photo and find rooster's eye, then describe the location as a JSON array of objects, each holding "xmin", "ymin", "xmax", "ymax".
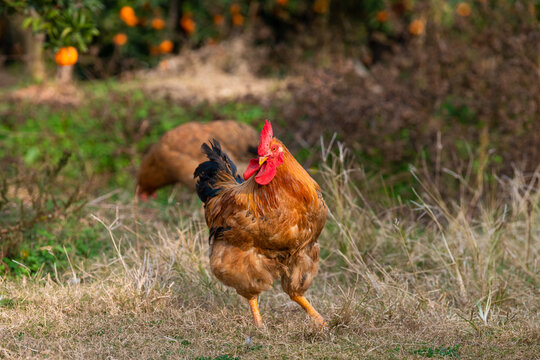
[{"xmin": 271, "ymin": 145, "xmax": 278, "ymax": 152}]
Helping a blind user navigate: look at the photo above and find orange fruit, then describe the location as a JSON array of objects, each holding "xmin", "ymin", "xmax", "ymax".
[
  {"xmin": 409, "ymin": 19, "xmax": 425, "ymax": 35},
  {"xmin": 277, "ymin": 0, "xmax": 288, "ymax": 5},
  {"xmin": 159, "ymin": 40, "xmax": 174, "ymax": 54},
  {"xmin": 213, "ymin": 14, "xmax": 225, "ymax": 26},
  {"xmin": 151, "ymin": 18, "xmax": 165, "ymax": 30},
  {"xmin": 456, "ymin": 2, "xmax": 471, "ymax": 17},
  {"xmin": 120, "ymin": 6, "xmax": 135, "ymax": 19},
  {"xmin": 313, "ymin": 0, "xmax": 329, "ymax": 14},
  {"xmin": 232, "ymin": 13, "xmax": 244, "ymax": 26},
  {"xmin": 120, "ymin": 6, "xmax": 138, "ymax": 26},
  {"xmin": 376, "ymin": 10, "xmax": 389, "ymax": 22},
  {"xmin": 230, "ymin": 3, "xmax": 241, "ymax": 14},
  {"xmin": 113, "ymin": 33, "xmax": 128, "ymax": 46},
  {"xmin": 180, "ymin": 15, "xmax": 196, "ymax": 34},
  {"xmin": 55, "ymin": 46, "xmax": 78, "ymax": 66}
]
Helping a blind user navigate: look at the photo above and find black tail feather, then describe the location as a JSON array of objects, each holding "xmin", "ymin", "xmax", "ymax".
[{"xmin": 194, "ymin": 139, "xmax": 243, "ymax": 203}]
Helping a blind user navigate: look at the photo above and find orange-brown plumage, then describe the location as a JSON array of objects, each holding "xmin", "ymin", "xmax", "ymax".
[
  {"xmin": 137, "ymin": 120, "xmax": 258, "ymax": 199},
  {"xmin": 194, "ymin": 121, "xmax": 327, "ymax": 326}
]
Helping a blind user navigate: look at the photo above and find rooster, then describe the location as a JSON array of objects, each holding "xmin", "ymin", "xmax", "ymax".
[
  {"xmin": 137, "ymin": 120, "xmax": 258, "ymax": 200},
  {"xmin": 194, "ymin": 120, "xmax": 327, "ymax": 327}
]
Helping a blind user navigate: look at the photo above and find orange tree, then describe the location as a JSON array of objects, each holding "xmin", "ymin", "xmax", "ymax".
[
  {"xmin": 93, "ymin": 0, "xmax": 249, "ymax": 73},
  {"xmin": 7, "ymin": 0, "xmax": 508, "ymax": 78},
  {"xmin": 94, "ymin": 0, "xmax": 176, "ymax": 72},
  {"xmin": 89, "ymin": 0, "xmax": 392, "ymax": 76},
  {"xmin": 1, "ymin": 0, "xmax": 101, "ymax": 79}
]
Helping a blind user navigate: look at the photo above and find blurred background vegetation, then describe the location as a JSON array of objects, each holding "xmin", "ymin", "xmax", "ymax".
[{"xmin": 0, "ymin": 0, "xmax": 538, "ymax": 276}]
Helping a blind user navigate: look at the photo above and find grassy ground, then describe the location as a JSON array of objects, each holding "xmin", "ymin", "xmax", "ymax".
[{"xmin": 0, "ymin": 82, "xmax": 539, "ymax": 359}]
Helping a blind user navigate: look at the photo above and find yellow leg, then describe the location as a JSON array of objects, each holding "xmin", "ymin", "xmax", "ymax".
[
  {"xmin": 291, "ymin": 295, "xmax": 325, "ymax": 326},
  {"xmin": 248, "ymin": 297, "xmax": 263, "ymax": 327}
]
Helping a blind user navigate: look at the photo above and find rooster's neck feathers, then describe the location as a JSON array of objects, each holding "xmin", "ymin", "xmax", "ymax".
[{"xmin": 231, "ymin": 143, "xmax": 319, "ymax": 215}]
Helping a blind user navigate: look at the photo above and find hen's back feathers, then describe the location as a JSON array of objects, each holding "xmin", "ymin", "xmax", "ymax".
[
  {"xmin": 194, "ymin": 139, "xmax": 243, "ymax": 203},
  {"xmin": 137, "ymin": 120, "xmax": 258, "ymax": 198}
]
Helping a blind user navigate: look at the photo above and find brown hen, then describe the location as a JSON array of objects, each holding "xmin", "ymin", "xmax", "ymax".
[
  {"xmin": 194, "ymin": 120, "xmax": 327, "ymax": 327},
  {"xmin": 137, "ymin": 120, "xmax": 258, "ymax": 200}
]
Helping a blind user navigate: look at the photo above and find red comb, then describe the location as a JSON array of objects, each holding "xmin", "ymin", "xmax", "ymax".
[{"xmin": 258, "ymin": 120, "xmax": 273, "ymax": 156}]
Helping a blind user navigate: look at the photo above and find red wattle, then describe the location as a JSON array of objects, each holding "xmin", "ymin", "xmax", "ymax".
[
  {"xmin": 243, "ymin": 158, "xmax": 260, "ymax": 180},
  {"xmin": 255, "ymin": 161, "xmax": 277, "ymax": 185}
]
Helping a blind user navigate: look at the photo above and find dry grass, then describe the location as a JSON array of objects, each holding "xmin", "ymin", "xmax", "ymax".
[
  {"xmin": 135, "ymin": 37, "xmax": 288, "ymax": 104},
  {"xmin": 1, "ymin": 145, "xmax": 539, "ymax": 359}
]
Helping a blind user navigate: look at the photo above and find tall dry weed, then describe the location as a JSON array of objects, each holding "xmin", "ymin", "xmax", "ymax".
[{"xmin": 319, "ymin": 139, "xmax": 539, "ymax": 328}]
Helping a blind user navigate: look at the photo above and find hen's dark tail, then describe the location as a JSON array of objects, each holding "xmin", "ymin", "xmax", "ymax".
[{"xmin": 194, "ymin": 139, "xmax": 243, "ymax": 203}]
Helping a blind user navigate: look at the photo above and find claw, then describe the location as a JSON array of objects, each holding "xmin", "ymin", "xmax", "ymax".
[{"xmin": 291, "ymin": 295, "xmax": 325, "ymax": 327}]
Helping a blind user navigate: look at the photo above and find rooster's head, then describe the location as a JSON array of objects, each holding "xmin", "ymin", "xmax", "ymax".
[{"xmin": 243, "ymin": 120, "xmax": 284, "ymax": 185}]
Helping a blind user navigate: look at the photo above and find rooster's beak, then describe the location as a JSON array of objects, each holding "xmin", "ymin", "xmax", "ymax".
[{"xmin": 259, "ymin": 156, "xmax": 268, "ymax": 166}]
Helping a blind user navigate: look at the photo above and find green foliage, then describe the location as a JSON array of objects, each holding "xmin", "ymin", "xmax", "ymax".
[
  {"xmin": 410, "ymin": 344, "xmax": 461, "ymax": 358},
  {"xmin": 440, "ymin": 99, "xmax": 478, "ymax": 126},
  {"xmin": 2, "ymin": 0, "xmax": 101, "ymax": 51},
  {"xmin": 0, "ymin": 149, "xmax": 86, "ymax": 257},
  {"xmin": 181, "ymin": 339, "xmax": 191, "ymax": 346},
  {"xmin": 218, "ymin": 102, "xmax": 270, "ymax": 125},
  {"xmin": 0, "ymin": 178, "xmax": 107, "ymax": 276},
  {"xmin": 0, "ymin": 297, "xmax": 16, "ymax": 308},
  {"xmin": 195, "ymin": 356, "xmax": 239, "ymax": 360}
]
